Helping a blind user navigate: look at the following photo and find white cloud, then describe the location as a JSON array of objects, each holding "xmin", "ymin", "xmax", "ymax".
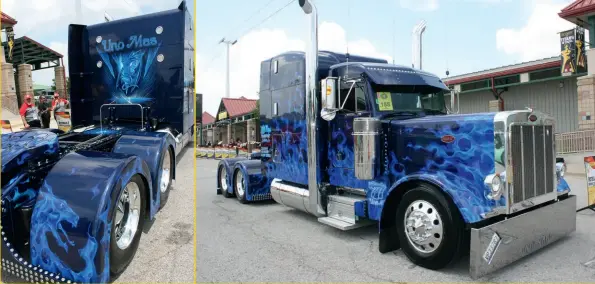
[
  {"xmin": 196, "ymin": 22, "xmax": 392, "ymax": 116},
  {"xmin": 399, "ymin": 0, "xmax": 439, "ymax": 11},
  {"xmin": 496, "ymin": 0, "xmax": 582, "ymax": 62},
  {"xmin": 1, "ymin": 0, "xmax": 183, "ymax": 85}
]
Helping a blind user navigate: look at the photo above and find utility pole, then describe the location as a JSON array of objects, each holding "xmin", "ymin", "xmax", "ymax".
[{"xmin": 220, "ymin": 38, "xmax": 237, "ymax": 98}]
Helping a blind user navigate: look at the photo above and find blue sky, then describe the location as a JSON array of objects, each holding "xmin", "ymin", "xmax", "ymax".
[
  {"xmin": 196, "ymin": 0, "xmax": 577, "ymax": 115},
  {"xmin": 2, "ymin": 0, "xmax": 194, "ymax": 86}
]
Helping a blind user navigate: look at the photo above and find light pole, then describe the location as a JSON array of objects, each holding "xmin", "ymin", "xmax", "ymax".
[{"xmin": 220, "ymin": 38, "xmax": 237, "ymax": 98}]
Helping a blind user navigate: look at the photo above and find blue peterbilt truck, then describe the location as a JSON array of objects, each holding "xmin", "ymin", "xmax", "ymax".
[
  {"xmin": 1, "ymin": 2, "xmax": 194, "ymax": 283},
  {"xmin": 216, "ymin": 0, "xmax": 576, "ymax": 279}
]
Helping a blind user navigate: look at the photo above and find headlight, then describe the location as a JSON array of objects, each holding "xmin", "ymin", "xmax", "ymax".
[{"xmin": 484, "ymin": 173, "xmax": 503, "ymax": 200}]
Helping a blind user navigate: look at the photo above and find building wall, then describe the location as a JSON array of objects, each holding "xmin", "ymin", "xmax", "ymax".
[{"xmin": 457, "ymin": 77, "xmax": 579, "ymax": 133}]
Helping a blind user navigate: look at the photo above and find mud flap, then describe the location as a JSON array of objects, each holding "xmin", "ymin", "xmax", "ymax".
[{"xmin": 469, "ymin": 195, "xmax": 577, "ymax": 279}]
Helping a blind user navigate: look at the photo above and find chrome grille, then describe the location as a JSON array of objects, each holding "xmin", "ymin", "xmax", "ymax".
[{"xmin": 509, "ymin": 124, "xmax": 555, "ymax": 204}]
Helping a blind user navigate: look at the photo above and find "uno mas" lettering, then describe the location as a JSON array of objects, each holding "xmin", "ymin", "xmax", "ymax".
[{"xmin": 101, "ymin": 35, "xmax": 158, "ymax": 52}]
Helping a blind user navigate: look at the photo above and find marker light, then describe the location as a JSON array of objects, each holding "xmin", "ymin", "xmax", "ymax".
[{"xmin": 528, "ymin": 114, "xmax": 537, "ymax": 122}]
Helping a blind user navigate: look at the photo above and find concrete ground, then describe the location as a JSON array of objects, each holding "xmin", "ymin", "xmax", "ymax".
[
  {"xmin": 196, "ymin": 158, "xmax": 595, "ymax": 282},
  {"xmin": 2, "ymin": 146, "xmax": 195, "ymax": 283}
]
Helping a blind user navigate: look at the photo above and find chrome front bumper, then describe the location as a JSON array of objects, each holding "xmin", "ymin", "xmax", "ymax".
[{"xmin": 470, "ymin": 195, "xmax": 576, "ymax": 279}]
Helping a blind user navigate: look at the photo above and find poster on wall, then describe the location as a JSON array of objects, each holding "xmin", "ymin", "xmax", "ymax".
[
  {"xmin": 6, "ymin": 27, "xmax": 15, "ymax": 61},
  {"xmin": 560, "ymin": 28, "xmax": 576, "ymax": 76},
  {"xmin": 55, "ymin": 112, "xmax": 71, "ymax": 132},
  {"xmin": 586, "ymin": 156, "xmax": 595, "ymax": 207},
  {"xmin": 575, "ymin": 26, "xmax": 588, "ymax": 74}
]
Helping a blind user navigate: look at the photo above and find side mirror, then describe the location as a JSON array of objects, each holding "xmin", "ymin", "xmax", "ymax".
[{"xmin": 320, "ymin": 77, "xmax": 337, "ymax": 121}]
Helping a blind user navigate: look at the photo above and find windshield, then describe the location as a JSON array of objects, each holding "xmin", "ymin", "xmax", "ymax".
[{"xmin": 372, "ymin": 84, "xmax": 448, "ymax": 115}]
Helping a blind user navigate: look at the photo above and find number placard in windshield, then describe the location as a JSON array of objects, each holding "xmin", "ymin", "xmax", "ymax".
[{"xmin": 377, "ymin": 92, "xmax": 394, "ymax": 111}]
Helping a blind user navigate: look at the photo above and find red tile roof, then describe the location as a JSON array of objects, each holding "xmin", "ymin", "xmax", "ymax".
[
  {"xmin": 221, "ymin": 97, "xmax": 257, "ymax": 117},
  {"xmin": 201, "ymin": 112, "xmax": 215, "ymax": 124},
  {"xmin": 559, "ymin": 0, "xmax": 595, "ymax": 18},
  {"xmin": 1, "ymin": 12, "xmax": 17, "ymax": 25}
]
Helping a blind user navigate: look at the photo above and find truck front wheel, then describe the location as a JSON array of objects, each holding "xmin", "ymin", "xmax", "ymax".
[
  {"xmin": 395, "ymin": 184, "xmax": 465, "ymax": 270},
  {"xmin": 110, "ymin": 174, "xmax": 147, "ymax": 276}
]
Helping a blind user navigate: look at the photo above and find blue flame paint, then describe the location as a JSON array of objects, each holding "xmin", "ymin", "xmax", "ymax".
[
  {"xmin": 29, "ymin": 151, "xmax": 152, "ymax": 283},
  {"xmin": 1, "ymin": 130, "xmax": 59, "ymax": 173}
]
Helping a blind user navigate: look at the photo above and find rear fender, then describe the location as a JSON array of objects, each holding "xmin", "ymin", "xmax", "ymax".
[
  {"xmin": 29, "ymin": 150, "xmax": 152, "ymax": 284},
  {"xmin": 233, "ymin": 160, "xmax": 272, "ymax": 201},
  {"xmin": 217, "ymin": 158, "xmax": 248, "ymax": 194},
  {"xmin": 113, "ymin": 131, "xmax": 175, "ymax": 218}
]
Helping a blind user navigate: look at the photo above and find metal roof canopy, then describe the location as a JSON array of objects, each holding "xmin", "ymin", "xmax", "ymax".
[{"xmin": 2, "ymin": 36, "xmax": 63, "ymax": 70}]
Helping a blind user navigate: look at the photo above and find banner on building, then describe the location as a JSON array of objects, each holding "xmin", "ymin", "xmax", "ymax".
[
  {"xmin": 575, "ymin": 26, "xmax": 588, "ymax": 74},
  {"xmin": 6, "ymin": 27, "xmax": 15, "ymax": 61},
  {"xmin": 55, "ymin": 111, "xmax": 71, "ymax": 132},
  {"xmin": 560, "ymin": 28, "xmax": 576, "ymax": 76},
  {"xmin": 586, "ymin": 156, "xmax": 595, "ymax": 207}
]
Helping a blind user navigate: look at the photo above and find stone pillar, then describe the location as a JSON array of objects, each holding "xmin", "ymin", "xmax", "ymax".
[
  {"xmin": 227, "ymin": 123, "xmax": 232, "ymax": 144},
  {"xmin": 54, "ymin": 66, "xmax": 66, "ymax": 97},
  {"xmin": 17, "ymin": 64, "xmax": 33, "ymax": 103},
  {"xmin": 576, "ymin": 75, "xmax": 595, "ymax": 130},
  {"xmin": 212, "ymin": 127, "xmax": 218, "ymax": 144},
  {"xmin": 0, "ymin": 45, "xmax": 6, "ymax": 63},
  {"xmin": 1, "ymin": 63, "xmax": 18, "ymax": 114},
  {"xmin": 247, "ymin": 119, "xmax": 256, "ymax": 152}
]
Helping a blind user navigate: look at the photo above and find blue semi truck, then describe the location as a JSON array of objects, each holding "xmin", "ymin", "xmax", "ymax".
[
  {"xmin": 216, "ymin": 0, "xmax": 576, "ymax": 279},
  {"xmin": 1, "ymin": 2, "xmax": 194, "ymax": 283}
]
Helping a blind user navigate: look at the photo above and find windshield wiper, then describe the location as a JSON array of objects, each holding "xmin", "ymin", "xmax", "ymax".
[
  {"xmin": 423, "ymin": 109, "xmax": 447, "ymax": 115},
  {"xmin": 382, "ymin": 111, "xmax": 421, "ymax": 118}
]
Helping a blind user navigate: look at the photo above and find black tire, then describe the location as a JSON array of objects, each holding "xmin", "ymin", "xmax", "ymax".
[
  {"xmin": 159, "ymin": 147, "xmax": 174, "ymax": 209},
  {"xmin": 110, "ymin": 174, "xmax": 147, "ymax": 276},
  {"xmin": 395, "ymin": 183, "xmax": 466, "ymax": 270},
  {"xmin": 233, "ymin": 169, "xmax": 248, "ymax": 204},
  {"xmin": 218, "ymin": 165, "xmax": 233, "ymax": 198}
]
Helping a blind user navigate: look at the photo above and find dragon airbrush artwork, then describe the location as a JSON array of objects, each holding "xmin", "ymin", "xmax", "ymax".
[{"xmin": 96, "ymin": 35, "xmax": 162, "ymax": 104}]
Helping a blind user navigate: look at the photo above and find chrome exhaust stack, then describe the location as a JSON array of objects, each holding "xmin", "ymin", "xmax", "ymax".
[{"xmin": 299, "ymin": 0, "xmax": 324, "ymax": 217}]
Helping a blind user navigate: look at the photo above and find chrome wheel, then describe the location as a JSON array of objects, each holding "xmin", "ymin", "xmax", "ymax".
[
  {"xmin": 219, "ymin": 167, "xmax": 227, "ymax": 191},
  {"xmin": 403, "ymin": 200, "xmax": 443, "ymax": 254},
  {"xmin": 160, "ymin": 150, "xmax": 171, "ymax": 193},
  {"xmin": 114, "ymin": 181, "xmax": 142, "ymax": 250},
  {"xmin": 235, "ymin": 170, "xmax": 245, "ymax": 197}
]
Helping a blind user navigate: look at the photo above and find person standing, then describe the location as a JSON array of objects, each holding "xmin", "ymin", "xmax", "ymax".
[
  {"xmin": 37, "ymin": 95, "xmax": 51, "ymax": 128},
  {"xmin": 19, "ymin": 94, "xmax": 41, "ymax": 128},
  {"xmin": 51, "ymin": 92, "xmax": 69, "ymax": 123}
]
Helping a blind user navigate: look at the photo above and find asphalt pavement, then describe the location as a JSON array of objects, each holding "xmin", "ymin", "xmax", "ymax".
[
  {"xmin": 196, "ymin": 158, "xmax": 595, "ymax": 282},
  {"xmin": 2, "ymin": 146, "xmax": 195, "ymax": 283}
]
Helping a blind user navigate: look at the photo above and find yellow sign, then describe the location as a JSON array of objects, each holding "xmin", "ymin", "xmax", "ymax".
[
  {"xmin": 55, "ymin": 112, "xmax": 72, "ymax": 132},
  {"xmin": 218, "ymin": 111, "xmax": 228, "ymax": 120},
  {"xmin": 585, "ymin": 156, "xmax": 595, "ymax": 207},
  {"xmin": 377, "ymin": 92, "xmax": 393, "ymax": 111}
]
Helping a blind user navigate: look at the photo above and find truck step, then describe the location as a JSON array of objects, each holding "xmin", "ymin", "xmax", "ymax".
[
  {"xmin": 318, "ymin": 216, "xmax": 374, "ymax": 230},
  {"xmin": 318, "ymin": 194, "xmax": 374, "ymax": 230}
]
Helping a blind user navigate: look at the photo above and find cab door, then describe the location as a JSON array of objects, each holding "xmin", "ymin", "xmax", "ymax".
[{"xmin": 327, "ymin": 79, "xmax": 371, "ymax": 188}]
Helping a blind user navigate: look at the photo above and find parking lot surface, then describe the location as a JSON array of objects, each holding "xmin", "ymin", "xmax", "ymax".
[
  {"xmin": 196, "ymin": 158, "xmax": 595, "ymax": 282},
  {"xmin": 2, "ymin": 147, "xmax": 195, "ymax": 283}
]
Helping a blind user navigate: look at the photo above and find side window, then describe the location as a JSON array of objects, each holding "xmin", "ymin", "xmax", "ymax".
[
  {"xmin": 355, "ymin": 84, "xmax": 367, "ymax": 111},
  {"xmin": 339, "ymin": 81, "xmax": 367, "ymax": 112}
]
